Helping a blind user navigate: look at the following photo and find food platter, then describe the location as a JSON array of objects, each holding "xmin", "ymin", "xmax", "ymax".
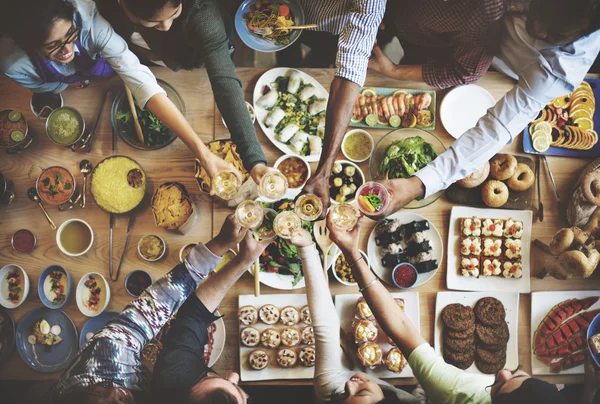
[
  {"xmin": 434, "ymin": 291, "xmax": 519, "ymax": 376},
  {"xmin": 253, "ymin": 68, "xmax": 328, "ymax": 162},
  {"xmin": 446, "ymin": 206, "xmax": 532, "ymax": 293},
  {"xmin": 440, "ymin": 84, "xmax": 495, "ymax": 139},
  {"xmin": 335, "ymin": 292, "xmax": 420, "ymax": 378},
  {"xmin": 367, "ymin": 211, "xmax": 442, "ymax": 289}
]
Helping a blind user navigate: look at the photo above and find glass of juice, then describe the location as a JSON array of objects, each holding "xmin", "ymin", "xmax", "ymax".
[{"xmin": 356, "ymin": 182, "xmax": 390, "ymax": 217}]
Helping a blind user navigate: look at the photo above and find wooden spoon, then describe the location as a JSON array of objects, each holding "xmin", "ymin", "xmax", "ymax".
[
  {"xmin": 313, "ymin": 219, "xmax": 334, "ymax": 279},
  {"xmin": 124, "ymin": 85, "xmax": 145, "ymax": 145}
]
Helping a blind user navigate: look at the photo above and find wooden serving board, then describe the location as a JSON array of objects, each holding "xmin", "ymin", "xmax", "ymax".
[{"xmin": 446, "ymin": 155, "xmax": 534, "ymax": 210}]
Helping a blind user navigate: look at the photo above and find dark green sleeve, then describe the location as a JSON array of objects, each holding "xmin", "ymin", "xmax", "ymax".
[{"xmin": 189, "ymin": 1, "xmax": 267, "ymax": 171}]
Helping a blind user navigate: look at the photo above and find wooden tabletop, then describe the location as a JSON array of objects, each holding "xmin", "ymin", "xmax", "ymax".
[{"xmin": 0, "ymin": 68, "xmax": 599, "ymax": 387}]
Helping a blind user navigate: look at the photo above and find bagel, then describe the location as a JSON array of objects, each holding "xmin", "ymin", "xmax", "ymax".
[
  {"xmin": 549, "ymin": 228, "xmax": 574, "ymax": 255},
  {"xmin": 582, "ymin": 171, "xmax": 600, "ymax": 206},
  {"xmin": 457, "ymin": 161, "xmax": 490, "ymax": 188},
  {"xmin": 481, "ymin": 180, "xmax": 509, "ymax": 208},
  {"xmin": 557, "ymin": 250, "xmax": 594, "ymax": 278},
  {"xmin": 506, "ymin": 163, "xmax": 535, "ymax": 191},
  {"xmin": 584, "ymin": 207, "xmax": 600, "ymax": 238},
  {"xmin": 490, "ymin": 154, "xmax": 517, "ymax": 181}
]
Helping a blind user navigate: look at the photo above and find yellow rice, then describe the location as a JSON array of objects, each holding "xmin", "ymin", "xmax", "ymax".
[{"xmin": 91, "ymin": 157, "xmax": 146, "ymax": 213}]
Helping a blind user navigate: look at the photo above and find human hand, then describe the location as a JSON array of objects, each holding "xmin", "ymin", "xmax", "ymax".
[
  {"xmin": 299, "ymin": 175, "xmax": 330, "ymax": 218},
  {"xmin": 372, "ymin": 177, "xmax": 425, "ymax": 218},
  {"xmin": 368, "ymin": 43, "xmax": 396, "ymax": 77},
  {"xmin": 208, "ymin": 214, "xmax": 247, "ymax": 256},
  {"xmin": 289, "ymin": 228, "xmax": 314, "ymax": 248},
  {"xmin": 237, "ymin": 231, "xmax": 273, "ymax": 265},
  {"xmin": 201, "ymin": 154, "xmax": 243, "ymax": 195},
  {"xmin": 250, "ymin": 164, "xmax": 278, "ymax": 186},
  {"xmin": 326, "ymin": 214, "xmax": 363, "ymax": 257}
]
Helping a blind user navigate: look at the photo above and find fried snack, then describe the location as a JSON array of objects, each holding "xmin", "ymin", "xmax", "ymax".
[
  {"xmin": 195, "ymin": 140, "xmax": 249, "ymax": 193},
  {"xmin": 356, "ymin": 342, "xmax": 383, "ymax": 369},
  {"xmin": 151, "ymin": 182, "xmax": 193, "ymax": 230}
]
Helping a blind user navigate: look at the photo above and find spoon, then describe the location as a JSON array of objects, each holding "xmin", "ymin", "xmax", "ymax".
[
  {"xmin": 27, "ymin": 187, "xmax": 57, "ymax": 230},
  {"xmin": 79, "ymin": 160, "xmax": 92, "ymax": 208}
]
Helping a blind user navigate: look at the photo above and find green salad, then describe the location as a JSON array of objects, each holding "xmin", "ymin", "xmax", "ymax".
[
  {"xmin": 116, "ymin": 103, "xmax": 175, "ymax": 147},
  {"xmin": 380, "ymin": 136, "xmax": 438, "ymax": 179}
]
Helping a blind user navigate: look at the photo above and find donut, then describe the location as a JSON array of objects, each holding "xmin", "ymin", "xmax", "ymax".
[
  {"xmin": 489, "ymin": 154, "xmax": 517, "ymax": 181},
  {"xmin": 481, "ymin": 180, "xmax": 509, "ymax": 208},
  {"xmin": 506, "ymin": 163, "xmax": 535, "ymax": 191},
  {"xmin": 457, "ymin": 161, "xmax": 490, "ymax": 188},
  {"xmin": 582, "ymin": 171, "xmax": 600, "ymax": 206}
]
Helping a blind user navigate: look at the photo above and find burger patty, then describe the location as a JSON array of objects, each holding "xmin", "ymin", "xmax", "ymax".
[
  {"xmin": 444, "ymin": 346, "xmax": 475, "ymax": 370},
  {"xmin": 476, "ymin": 346, "xmax": 507, "ymax": 365},
  {"xmin": 442, "ymin": 304, "xmax": 475, "ymax": 332},
  {"xmin": 446, "ymin": 322, "xmax": 475, "ymax": 339},
  {"xmin": 475, "ymin": 321, "xmax": 509, "ymax": 347},
  {"xmin": 444, "ymin": 333, "xmax": 475, "ymax": 353},
  {"xmin": 475, "ymin": 356, "xmax": 505, "ymax": 374},
  {"xmin": 474, "ymin": 297, "xmax": 506, "ymax": 327}
]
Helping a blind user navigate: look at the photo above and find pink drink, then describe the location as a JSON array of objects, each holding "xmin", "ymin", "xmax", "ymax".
[{"xmin": 356, "ymin": 182, "xmax": 390, "ymax": 216}]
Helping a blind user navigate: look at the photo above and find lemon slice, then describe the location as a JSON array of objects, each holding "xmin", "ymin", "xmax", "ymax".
[
  {"xmin": 361, "ymin": 88, "xmax": 377, "ymax": 98},
  {"xmin": 531, "ymin": 130, "xmax": 551, "ymax": 142},
  {"xmin": 569, "ymin": 109, "xmax": 592, "ymax": 120},
  {"xmin": 8, "ymin": 110, "xmax": 22, "ymax": 122},
  {"xmin": 10, "ymin": 130, "xmax": 25, "ymax": 142},
  {"xmin": 534, "ymin": 121, "xmax": 552, "ymax": 135},
  {"xmin": 574, "ymin": 117, "xmax": 594, "ymax": 131},
  {"xmin": 365, "ymin": 114, "xmax": 378, "ymax": 127},
  {"xmin": 533, "ymin": 136, "xmax": 550, "ymax": 152},
  {"xmin": 389, "ymin": 115, "xmax": 401, "ymax": 128},
  {"xmin": 392, "ymin": 90, "xmax": 408, "ymax": 97}
]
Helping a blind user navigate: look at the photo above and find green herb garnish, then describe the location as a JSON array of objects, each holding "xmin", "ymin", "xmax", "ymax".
[
  {"xmin": 56, "ymin": 171, "xmax": 62, "ymax": 184},
  {"xmin": 366, "ymin": 194, "xmax": 383, "ymax": 210},
  {"xmin": 64, "ymin": 182, "xmax": 72, "ymax": 190},
  {"xmin": 49, "ymin": 185, "xmax": 57, "ymax": 196},
  {"xmin": 42, "ymin": 177, "xmax": 50, "ymax": 187}
]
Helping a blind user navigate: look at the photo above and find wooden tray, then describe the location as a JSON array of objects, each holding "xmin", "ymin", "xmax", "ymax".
[{"xmin": 446, "ymin": 155, "xmax": 534, "ymax": 210}]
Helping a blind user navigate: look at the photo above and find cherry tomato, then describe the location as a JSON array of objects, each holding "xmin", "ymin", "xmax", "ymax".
[{"xmin": 278, "ymin": 5, "xmax": 290, "ymax": 17}]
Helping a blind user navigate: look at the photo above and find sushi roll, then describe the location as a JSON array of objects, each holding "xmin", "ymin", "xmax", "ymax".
[
  {"xmin": 308, "ymin": 135, "xmax": 322, "ymax": 156},
  {"xmin": 287, "ymin": 70, "xmax": 302, "ymax": 94},
  {"xmin": 408, "ymin": 231, "xmax": 426, "ymax": 244},
  {"xmin": 264, "ymin": 108, "xmax": 286, "ymax": 129},
  {"xmin": 376, "ymin": 219, "xmax": 401, "ymax": 234},
  {"xmin": 375, "ymin": 229, "xmax": 403, "ymax": 247},
  {"xmin": 382, "ymin": 253, "xmax": 408, "ymax": 268},
  {"xmin": 308, "ymin": 99, "xmax": 327, "ymax": 115},
  {"xmin": 276, "ymin": 124, "xmax": 299, "ymax": 143},
  {"xmin": 408, "ymin": 252, "xmax": 433, "ymax": 265},
  {"xmin": 380, "ymin": 243, "xmax": 403, "ymax": 256},
  {"xmin": 404, "ymin": 240, "xmax": 431, "ymax": 256},
  {"xmin": 414, "ymin": 260, "xmax": 438, "ymax": 273},
  {"xmin": 289, "ymin": 131, "xmax": 309, "ymax": 153},
  {"xmin": 299, "ymin": 84, "xmax": 317, "ymax": 101},
  {"xmin": 402, "ymin": 220, "xmax": 430, "ymax": 239},
  {"xmin": 257, "ymin": 87, "xmax": 279, "ymax": 110}
]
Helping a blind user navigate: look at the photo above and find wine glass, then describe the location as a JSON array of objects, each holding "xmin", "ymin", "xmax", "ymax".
[
  {"xmin": 258, "ymin": 171, "xmax": 288, "ymax": 200},
  {"xmin": 211, "ymin": 171, "xmax": 241, "ymax": 200},
  {"xmin": 295, "ymin": 193, "xmax": 324, "ymax": 221},
  {"xmin": 329, "ymin": 203, "xmax": 359, "ymax": 231},
  {"xmin": 235, "ymin": 200, "xmax": 265, "ymax": 229},
  {"xmin": 273, "ymin": 211, "xmax": 302, "ymax": 239},
  {"xmin": 355, "ymin": 182, "xmax": 390, "ymax": 217},
  {"xmin": 253, "ymin": 208, "xmax": 277, "ymax": 240}
]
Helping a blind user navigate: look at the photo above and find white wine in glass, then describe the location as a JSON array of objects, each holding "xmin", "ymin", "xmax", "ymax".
[
  {"xmin": 235, "ymin": 200, "xmax": 264, "ymax": 229},
  {"xmin": 253, "ymin": 208, "xmax": 277, "ymax": 240},
  {"xmin": 258, "ymin": 171, "xmax": 288, "ymax": 200},
  {"xmin": 211, "ymin": 171, "xmax": 241, "ymax": 200},
  {"xmin": 273, "ymin": 211, "xmax": 302, "ymax": 239},
  {"xmin": 295, "ymin": 193, "xmax": 323, "ymax": 221},
  {"xmin": 329, "ymin": 203, "xmax": 359, "ymax": 231}
]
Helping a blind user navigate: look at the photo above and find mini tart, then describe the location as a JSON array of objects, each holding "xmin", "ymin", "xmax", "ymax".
[
  {"xmin": 299, "ymin": 345, "xmax": 316, "ymax": 367},
  {"xmin": 248, "ymin": 349, "xmax": 269, "ymax": 370},
  {"xmin": 461, "ymin": 217, "xmax": 482, "ymax": 237},
  {"xmin": 357, "ymin": 342, "xmax": 383, "ymax": 369},
  {"xmin": 356, "ymin": 297, "xmax": 374, "ymax": 320},
  {"xmin": 260, "ymin": 328, "xmax": 281, "ymax": 349},
  {"xmin": 461, "ymin": 237, "xmax": 482, "ymax": 256},
  {"xmin": 240, "ymin": 326, "xmax": 261, "ymax": 347},
  {"xmin": 394, "ymin": 298, "xmax": 405, "ymax": 311},
  {"xmin": 504, "ymin": 239, "xmax": 522, "ymax": 259},
  {"xmin": 504, "ymin": 219, "xmax": 523, "ymax": 239},
  {"xmin": 483, "ymin": 238, "xmax": 502, "ymax": 257},
  {"xmin": 281, "ymin": 327, "xmax": 301, "ymax": 347},
  {"xmin": 238, "ymin": 305, "xmax": 258, "ymax": 325},
  {"xmin": 277, "ymin": 348, "xmax": 298, "ymax": 368},
  {"xmin": 353, "ymin": 319, "xmax": 378, "ymax": 344},
  {"xmin": 384, "ymin": 347, "xmax": 408, "ymax": 373},
  {"xmin": 482, "ymin": 259, "xmax": 502, "ymax": 276},
  {"xmin": 300, "ymin": 305, "xmax": 312, "ymax": 325},
  {"xmin": 460, "ymin": 257, "xmax": 479, "ymax": 277},
  {"xmin": 482, "ymin": 219, "xmax": 503, "ymax": 237},
  {"xmin": 280, "ymin": 306, "xmax": 300, "ymax": 326},
  {"xmin": 502, "ymin": 261, "xmax": 522, "ymax": 278},
  {"xmin": 301, "ymin": 326, "xmax": 315, "ymax": 345},
  {"xmin": 259, "ymin": 304, "xmax": 280, "ymax": 325}
]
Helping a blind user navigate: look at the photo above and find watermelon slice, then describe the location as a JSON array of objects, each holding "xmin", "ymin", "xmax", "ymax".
[
  {"xmin": 548, "ymin": 313, "xmax": 562, "ymax": 327},
  {"xmin": 546, "ymin": 336, "xmax": 557, "ymax": 349},
  {"xmin": 570, "ymin": 300, "xmax": 583, "ymax": 313},
  {"xmin": 536, "ymin": 345, "xmax": 549, "ymax": 356},
  {"xmin": 581, "ymin": 297, "xmax": 599, "ymax": 310},
  {"xmin": 575, "ymin": 315, "xmax": 589, "ymax": 328},
  {"xmin": 537, "ymin": 356, "xmax": 553, "ymax": 366},
  {"xmin": 567, "ymin": 319, "xmax": 580, "ymax": 334},
  {"xmin": 534, "ymin": 332, "xmax": 545, "ymax": 349},
  {"xmin": 550, "ymin": 361, "xmax": 562, "ymax": 373},
  {"xmin": 553, "ymin": 331, "xmax": 565, "ymax": 346},
  {"xmin": 548, "ymin": 348, "xmax": 558, "ymax": 357},
  {"xmin": 560, "ymin": 324, "xmax": 572, "ymax": 339},
  {"xmin": 556, "ymin": 308, "xmax": 568, "ymax": 321},
  {"xmin": 544, "ymin": 316, "xmax": 558, "ymax": 331},
  {"xmin": 557, "ymin": 344, "xmax": 571, "ymax": 357},
  {"xmin": 539, "ymin": 323, "xmax": 552, "ymax": 338}
]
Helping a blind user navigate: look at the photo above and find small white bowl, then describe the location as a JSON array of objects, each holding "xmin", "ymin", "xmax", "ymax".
[
  {"xmin": 221, "ymin": 101, "xmax": 256, "ymax": 128},
  {"xmin": 274, "ymin": 154, "xmax": 312, "ymax": 189},
  {"xmin": 341, "ymin": 129, "xmax": 374, "ymax": 163},
  {"xmin": 76, "ymin": 272, "xmax": 110, "ymax": 317},
  {"xmin": 332, "ymin": 250, "xmax": 369, "ymax": 287},
  {"xmin": 329, "ymin": 160, "xmax": 366, "ymax": 204},
  {"xmin": 0, "ymin": 264, "xmax": 30, "ymax": 308},
  {"xmin": 56, "ymin": 218, "xmax": 94, "ymax": 257},
  {"xmin": 138, "ymin": 234, "xmax": 167, "ymax": 262}
]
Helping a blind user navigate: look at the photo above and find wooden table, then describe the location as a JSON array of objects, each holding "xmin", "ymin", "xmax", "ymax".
[{"xmin": 0, "ymin": 68, "xmax": 599, "ymax": 387}]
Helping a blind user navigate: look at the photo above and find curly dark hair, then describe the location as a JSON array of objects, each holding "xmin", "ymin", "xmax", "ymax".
[{"xmin": 122, "ymin": 0, "xmax": 182, "ymax": 21}]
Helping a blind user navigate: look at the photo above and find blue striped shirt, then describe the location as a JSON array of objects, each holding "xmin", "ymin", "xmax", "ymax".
[{"xmin": 297, "ymin": 0, "xmax": 387, "ymax": 86}]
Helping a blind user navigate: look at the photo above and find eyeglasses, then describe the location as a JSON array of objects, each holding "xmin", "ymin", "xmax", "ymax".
[
  {"xmin": 45, "ymin": 24, "xmax": 81, "ymax": 57},
  {"xmin": 200, "ymin": 367, "xmax": 252, "ymax": 404}
]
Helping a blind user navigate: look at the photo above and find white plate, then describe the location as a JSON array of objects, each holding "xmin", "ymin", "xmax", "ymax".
[
  {"xmin": 208, "ymin": 311, "xmax": 226, "ymax": 368},
  {"xmin": 335, "ymin": 293, "xmax": 420, "ymax": 378},
  {"xmin": 253, "ymin": 68, "xmax": 328, "ymax": 162},
  {"xmin": 238, "ymin": 294, "xmax": 312, "ymax": 381},
  {"xmin": 76, "ymin": 272, "xmax": 111, "ymax": 317},
  {"xmin": 0, "ymin": 264, "xmax": 29, "ymax": 309},
  {"xmin": 446, "ymin": 206, "xmax": 532, "ymax": 293},
  {"xmin": 531, "ymin": 291, "xmax": 600, "ymax": 375},
  {"xmin": 434, "ymin": 291, "xmax": 519, "ymax": 377},
  {"xmin": 367, "ymin": 212, "xmax": 443, "ymax": 289},
  {"xmin": 440, "ymin": 85, "xmax": 496, "ymax": 139}
]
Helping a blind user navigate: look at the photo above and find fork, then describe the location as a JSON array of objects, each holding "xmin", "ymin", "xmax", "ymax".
[{"xmin": 313, "ymin": 219, "xmax": 334, "ymax": 279}]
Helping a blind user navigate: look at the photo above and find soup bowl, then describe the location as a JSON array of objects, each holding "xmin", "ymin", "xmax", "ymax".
[
  {"xmin": 38, "ymin": 265, "xmax": 71, "ymax": 309},
  {"xmin": 29, "ymin": 165, "xmax": 76, "ymax": 207},
  {"xmin": 45, "ymin": 106, "xmax": 86, "ymax": 147},
  {"xmin": 56, "ymin": 219, "xmax": 94, "ymax": 257}
]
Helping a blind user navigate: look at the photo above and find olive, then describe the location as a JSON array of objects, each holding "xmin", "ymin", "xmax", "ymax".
[
  {"xmin": 565, "ymin": 97, "xmax": 570, "ymax": 102},
  {"xmin": 583, "ymin": 98, "xmax": 588, "ymax": 102}
]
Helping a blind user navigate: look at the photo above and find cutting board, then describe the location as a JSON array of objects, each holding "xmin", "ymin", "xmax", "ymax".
[{"xmin": 446, "ymin": 155, "xmax": 534, "ymax": 210}]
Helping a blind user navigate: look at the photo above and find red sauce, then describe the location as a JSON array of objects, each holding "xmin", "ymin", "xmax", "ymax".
[
  {"xmin": 12, "ymin": 229, "xmax": 36, "ymax": 253},
  {"xmin": 393, "ymin": 264, "xmax": 417, "ymax": 288},
  {"xmin": 126, "ymin": 271, "xmax": 152, "ymax": 297}
]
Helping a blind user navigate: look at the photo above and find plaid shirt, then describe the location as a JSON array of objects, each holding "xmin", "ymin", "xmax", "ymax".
[{"xmin": 389, "ymin": 0, "xmax": 507, "ymax": 88}]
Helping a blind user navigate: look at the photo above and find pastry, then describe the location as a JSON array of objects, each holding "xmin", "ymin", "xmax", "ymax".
[
  {"xmin": 299, "ymin": 345, "xmax": 316, "ymax": 367},
  {"xmin": 481, "ymin": 259, "xmax": 501, "ymax": 276},
  {"xmin": 504, "ymin": 239, "xmax": 522, "ymax": 259},
  {"xmin": 461, "ymin": 217, "xmax": 482, "ymax": 237},
  {"xmin": 460, "ymin": 257, "xmax": 479, "ymax": 277},
  {"xmin": 356, "ymin": 342, "xmax": 383, "ymax": 369},
  {"xmin": 489, "ymin": 154, "xmax": 517, "ymax": 180},
  {"xmin": 475, "ymin": 346, "xmax": 507, "ymax": 374},
  {"xmin": 482, "ymin": 238, "xmax": 502, "ymax": 257},
  {"xmin": 240, "ymin": 326, "xmax": 260, "ymax": 347},
  {"xmin": 248, "ymin": 349, "xmax": 269, "ymax": 370},
  {"xmin": 281, "ymin": 327, "xmax": 301, "ymax": 347},
  {"xmin": 238, "ymin": 305, "xmax": 258, "ymax": 325},
  {"xmin": 446, "ymin": 322, "xmax": 475, "ymax": 339},
  {"xmin": 441, "ymin": 304, "xmax": 475, "ymax": 332},
  {"xmin": 549, "ymin": 228, "xmax": 576, "ymax": 255},
  {"xmin": 444, "ymin": 346, "xmax": 475, "ymax": 370},
  {"xmin": 502, "ymin": 261, "xmax": 522, "ymax": 278},
  {"xmin": 300, "ymin": 305, "xmax": 312, "ymax": 324},
  {"xmin": 301, "ymin": 326, "xmax": 315, "ymax": 345},
  {"xmin": 276, "ymin": 348, "xmax": 298, "ymax": 368},
  {"xmin": 482, "ymin": 180, "xmax": 509, "ymax": 208},
  {"xmin": 259, "ymin": 304, "xmax": 280, "ymax": 325},
  {"xmin": 475, "ymin": 322, "xmax": 509, "ymax": 347},
  {"xmin": 384, "ymin": 347, "xmax": 407, "ymax": 373},
  {"xmin": 503, "ymin": 219, "xmax": 523, "ymax": 238},
  {"xmin": 260, "ymin": 328, "xmax": 281, "ymax": 349},
  {"xmin": 457, "ymin": 161, "xmax": 490, "ymax": 188},
  {"xmin": 507, "ymin": 163, "xmax": 535, "ymax": 191},
  {"xmin": 445, "ymin": 334, "xmax": 475, "ymax": 353},
  {"xmin": 482, "ymin": 219, "xmax": 503, "ymax": 237},
  {"xmin": 474, "ymin": 297, "xmax": 506, "ymax": 327},
  {"xmin": 280, "ymin": 306, "xmax": 300, "ymax": 326},
  {"xmin": 461, "ymin": 237, "xmax": 482, "ymax": 256},
  {"xmin": 356, "ymin": 297, "xmax": 374, "ymax": 320},
  {"xmin": 352, "ymin": 319, "xmax": 378, "ymax": 344}
]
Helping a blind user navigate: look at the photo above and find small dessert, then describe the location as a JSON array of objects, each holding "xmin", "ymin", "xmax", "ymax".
[
  {"xmin": 502, "ymin": 261, "xmax": 522, "ymax": 278},
  {"xmin": 483, "ymin": 238, "xmax": 502, "ymax": 257},
  {"xmin": 300, "ymin": 305, "xmax": 312, "ymax": 325},
  {"xmin": 384, "ymin": 347, "xmax": 407, "ymax": 373},
  {"xmin": 280, "ymin": 306, "xmax": 300, "ymax": 326},
  {"xmin": 461, "ymin": 217, "xmax": 482, "ymax": 237},
  {"xmin": 482, "ymin": 219, "xmax": 504, "ymax": 237},
  {"xmin": 482, "ymin": 259, "xmax": 502, "ymax": 276},
  {"xmin": 460, "ymin": 257, "xmax": 479, "ymax": 277},
  {"xmin": 281, "ymin": 327, "xmax": 301, "ymax": 347},
  {"xmin": 248, "ymin": 349, "xmax": 269, "ymax": 370},
  {"xmin": 504, "ymin": 219, "xmax": 523, "ymax": 239},
  {"xmin": 240, "ymin": 327, "xmax": 260, "ymax": 347},
  {"xmin": 260, "ymin": 328, "xmax": 281, "ymax": 349},
  {"xmin": 357, "ymin": 342, "xmax": 383, "ymax": 369},
  {"xmin": 589, "ymin": 333, "xmax": 600, "ymax": 354},
  {"xmin": 299, "ymin": 345, "xmax": 316, "ymax": 367},
  {"xmin": 301, "ymin": 326, "xmax": 315, "ymax": 345},
  {"xmin": 356, "ymin": 297, "xmax": 374, "ymax": 320},
  {"xmin": 238, "ymin": 305, "xmax": 258, "ymax": 325},
  {"xmin": 353, "ymin": 319, "xmax": 378, "ymax": 344},
  {"xmin": 277, "ymin": 348, "xmax": 298, "ymax": 368},
  {"xmin": 504, "ymin": 239, "xmax": 522, "ymax": 259},
  {"xmin": 461, "ymin": 237, "xmax": 482, "ymax": 256},
  {"xmin": 259, "ymin": 304, "xmax": 280, "ymax": 325}
]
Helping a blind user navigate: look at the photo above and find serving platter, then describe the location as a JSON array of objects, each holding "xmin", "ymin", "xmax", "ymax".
[
  {"xmin": 434, "ymin": 291, "xmax": 519, "ymax": 377},
  {"xmin": 334, "ymin": 292, "xmax": 420, "ymax": 378},
  {"xmin": 446, "ymin": 206, "xmax": 532, "ymax": 293}
]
